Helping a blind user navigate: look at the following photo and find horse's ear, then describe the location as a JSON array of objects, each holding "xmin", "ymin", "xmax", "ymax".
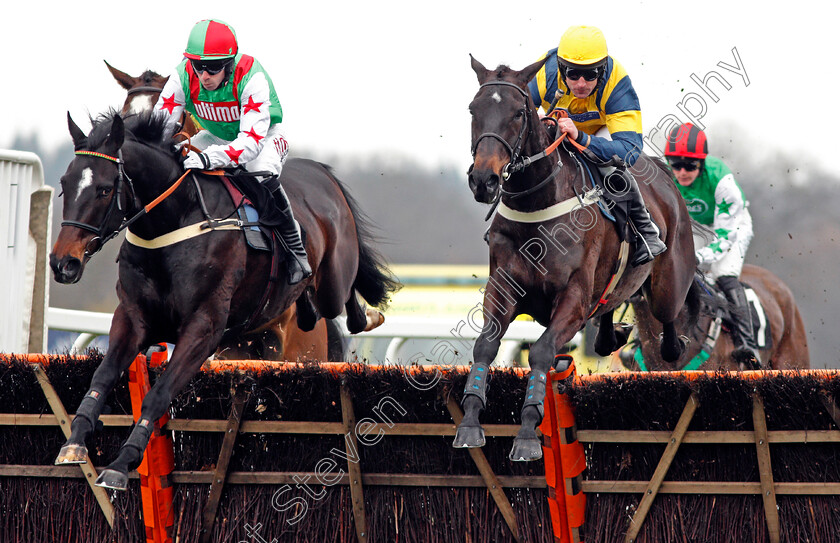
[
  {"xmin": 67, "ymin": 112, "xmax": 88, "ymax": 151},
  {"xmin": 517, "ymin": 56, "xmax": 550, "ymax": 89},
  {"xmin": 103, "ymin": 115, "xmax": 125, "ymax": 153},
  {"xmin": 470, "ymin": 54, "xmax": 492, "ymax": 84},
  {"xmin": 104, "ymin": 60, "xmax": 137, "ymax": 91}
]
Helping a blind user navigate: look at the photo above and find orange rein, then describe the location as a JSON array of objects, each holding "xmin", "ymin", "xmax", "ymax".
[
  {"xmin": 541, "ymin": 109, "xmax": 588, "ymax": 156},
  {"xmin": 142, "ymin": 131, "xmax": 225, "ymax": 214}
]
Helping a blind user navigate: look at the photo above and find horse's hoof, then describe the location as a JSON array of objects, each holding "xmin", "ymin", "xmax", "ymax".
[
  {"xmin": 453, "ymin": 425, "xmax": 485, "ymax": 448},
  {"xmin": 95, "ymin": 469, "xmax": 128, "ymax": 491},
  {"xmin": 55, "ymin": 443, "xmax": 88, "ymax": 465},
  {"xmin": 364, "ymin": 309, "xmax": 385, "ymax": 332},
  {"xmin": 509, "ymin": 438, "xmax": 543, "ymax": 462}
]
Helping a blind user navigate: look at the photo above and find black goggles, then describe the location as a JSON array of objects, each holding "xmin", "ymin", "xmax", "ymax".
[
  {"xmin": 564, "ymin": 67, "xmax": 600, "ymax": 82},
  {"xmin": 668, "ymin": 158, "xmax": 702, "ymax": 172},
  {"xmin": 190, "ymin": 59, "xmax": 229, "ymax": 75}
]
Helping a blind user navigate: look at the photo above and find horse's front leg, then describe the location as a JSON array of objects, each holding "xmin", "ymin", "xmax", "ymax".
[
  {"xmin": 55, "ymin": 307, "xmax": 147, "ymax": 465},
  {"xmin": 95, "ymin": 314, "xmax": 226, "ymax": 490},
  {"xmin": 510, "ymin": 299, "xmax": 584, "ymax": 462},
  {"xmin": 453, "ymin": 283, "xmax": 516, "ymax": 449}
]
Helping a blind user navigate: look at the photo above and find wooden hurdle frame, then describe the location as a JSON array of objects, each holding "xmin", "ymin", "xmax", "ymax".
[{"xmin": 5, "ymin": 354, "xmax": 839, "ymax": 542}]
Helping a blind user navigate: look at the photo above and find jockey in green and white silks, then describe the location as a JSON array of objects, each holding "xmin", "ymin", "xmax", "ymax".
[
  {"xmin": 665, "ymin": 123, "xmax": 760, "ymax": 366},
  {"xmin": 155, "ymin": 19, "xmax": 311, "ymax": 284},
  {"xmin": 155, "ymin": 19, "xmax": 288, "ymax": 176},
  {"xmin": 666, "ymin": 126, "xmax": 753, "ymax": 280}
]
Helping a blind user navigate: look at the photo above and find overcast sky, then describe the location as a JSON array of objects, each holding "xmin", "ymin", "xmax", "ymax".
[{"xmin": 1, "ymin": 0, "xmax": 832, "ymax": 173}]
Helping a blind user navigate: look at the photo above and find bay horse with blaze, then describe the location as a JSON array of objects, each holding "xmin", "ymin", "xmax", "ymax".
[
  {"xmin": 454, "ymin": 56, "xmax": 696, "ymax": 460},
  {"xmin": 50, "ymin": 110, "xmax": 399, "ymax": 489}
]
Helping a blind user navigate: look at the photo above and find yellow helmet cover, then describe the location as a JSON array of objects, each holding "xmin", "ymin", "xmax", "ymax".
[{"xmin": 557, "ymin": 25, "xmax": 608, "ymax": 68}]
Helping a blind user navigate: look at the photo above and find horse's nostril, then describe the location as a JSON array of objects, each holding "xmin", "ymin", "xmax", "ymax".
[
  {"xmin": 52, "ymin": 257, "xmax": 83, "ymax": 283},
  {"xmin": 64, "ymin": 259, "xmax": 81, "ymax": 276}
]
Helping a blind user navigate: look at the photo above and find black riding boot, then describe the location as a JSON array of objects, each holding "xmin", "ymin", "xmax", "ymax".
[
  {"xmin": 717, "ymin": 275, "xmax": 762, "ymax": 368},
  {"xmin": 625, "ymin": 174, "xmax": 667, "ymax": 266},
  {"xmin": 263, "ymin": 176, "xmax": 312, "ymax": 285}
]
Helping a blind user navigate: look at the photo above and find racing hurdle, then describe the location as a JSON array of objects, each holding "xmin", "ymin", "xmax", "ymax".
[{"xmin": 1, "ymin": 352, "xmax": 836, "ymax": 542}]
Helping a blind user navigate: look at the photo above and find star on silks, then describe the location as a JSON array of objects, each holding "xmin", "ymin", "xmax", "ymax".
[
  {"xmin": 708, "ymin": 240, "xmax": 725, "ymax": 253},
  {"xmin": 242, "ymin": 95, "xmax": 264, "ymax": 115},
  {"xmin": 159, "ymin": 94, "xmax": 179, "ymax": 114},
  {"xmin": 243, "ymin": 127, "xmax": 264, "ymax": 143},
  {"xmin": 717, "ymin": 198, "xmax": 734, "ymax": 215},
  {"xmin": 225, "ymin": 146, "xmax": 244, "ymax": 164},
  {"xmin": 715, "ymin": 228, "xmax": 731, "ymax": 240}
]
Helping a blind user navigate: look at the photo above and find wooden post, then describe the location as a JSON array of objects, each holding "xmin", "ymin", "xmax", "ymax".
[
  {"xmin": 752, "ymin": 392, "xmax": 781, "ymax": 543},
  {"xmin": 129, "ymin": 347, "xmax": 176, "ymax": 543},
  {"xmin": 625, "ymin": 392, "xmax": 699, "ymax": 543},
  {"xmin": 339, "ymin": 380, "xmax": 369, "ymax": 542},
  {"xmin": 200, "ymin": 385, "xmax": 250, "ymax": 543},
  {"xmin": 445, "ymin": 394, "xmax": 521, "ymax": 542},
  {"xmin": 31, "ymin": 363, "xmax": 115, "ymax": 528}
]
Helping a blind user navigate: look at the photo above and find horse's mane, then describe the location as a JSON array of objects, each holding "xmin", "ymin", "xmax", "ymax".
[
  {"xmin": 490, "ymin": 65, "xmax": 519, "ymax": 80},
  {"xmin": 87, "ymin": 108, "xmax": 171, "ymax": 150},
  {"xmin": 138, "ymin": 69, "xmax": 164, "ymax": 84}
]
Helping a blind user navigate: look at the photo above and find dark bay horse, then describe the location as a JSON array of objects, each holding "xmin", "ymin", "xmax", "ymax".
[
  {"xmin": 106, "ymin": 60, "xmax": 347, "ymax": 362},
  {"xmin": 629, "ymin": 263, "xmax": 810, "ymax": 370},
  {"xmin": 50, "ymin": 110, "xmax": 398, "ymax": 489},
  {"xmin": 454, "ymin": 56, "xmax": 696, "ymax": 461}
]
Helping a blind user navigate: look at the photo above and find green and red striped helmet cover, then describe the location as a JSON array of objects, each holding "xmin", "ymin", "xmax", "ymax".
[{"xmin": 184, "ymin": 19, "xmax": 238, "ymax": 61}]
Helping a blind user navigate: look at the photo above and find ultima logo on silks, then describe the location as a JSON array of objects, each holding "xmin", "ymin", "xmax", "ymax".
[{"xmin": 193, "ymin": 100, "xmax": 240, "ymax": 123}]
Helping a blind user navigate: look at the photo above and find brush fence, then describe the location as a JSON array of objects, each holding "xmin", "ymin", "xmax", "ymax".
[{"xmin": 0, "ymin": 353, "xmax": 835, "ymax": 543}]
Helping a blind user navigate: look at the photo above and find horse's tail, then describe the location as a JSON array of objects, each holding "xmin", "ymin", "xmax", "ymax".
[{"xmin": 325, "ymin": 166, "xmax": 401, "ymax": 308}]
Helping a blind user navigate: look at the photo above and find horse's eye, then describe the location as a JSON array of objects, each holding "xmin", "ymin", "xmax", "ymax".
[
  {"xmin": 97, "ymin": 186, "xmax": 113, "ymax": 198},
  {"xmin": 514, "ymin": 109, "xmax": 525, "ymax": 120}
]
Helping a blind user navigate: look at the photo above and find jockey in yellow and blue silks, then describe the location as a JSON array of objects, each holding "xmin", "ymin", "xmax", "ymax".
[
  {"xmin": 527, "ymin": 25, "xmax": 666, "ymax": 267},
  {"xmin": 155, "ymin": 19, "xmax": 310, "ymax": 284}
]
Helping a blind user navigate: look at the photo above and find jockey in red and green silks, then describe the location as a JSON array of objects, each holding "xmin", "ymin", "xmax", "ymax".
[
  {"xmin": 155, "ymin": 19, "xmax": 310, "ymax": 284},
  {"xmin": 665, "ymin": 122, "xmax": 760, "ymax": 366}
]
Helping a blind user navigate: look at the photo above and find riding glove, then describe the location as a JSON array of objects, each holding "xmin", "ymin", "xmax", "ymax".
[{"xmin": 184, "ymin": 150, "xmax": 212, "ymax": 170}]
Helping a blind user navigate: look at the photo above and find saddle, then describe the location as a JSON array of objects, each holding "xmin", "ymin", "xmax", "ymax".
[
  {"xmin": 696, "ymin": 273, "xmax": 771, "ymax": 352},
  {"xmin": 216, "ymin": 170, "xmax": 306, "ymax": 256}
]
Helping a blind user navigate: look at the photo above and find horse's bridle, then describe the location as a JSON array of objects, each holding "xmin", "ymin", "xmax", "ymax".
[
  {"xmin": 126, "ymin": 86, "xmax": 164, "ymax": 96},
  {"xmin": 471, "ymin": 80, "xmax": 532, "ymax": 183},
  {"xmin": 471, "ymin": 81, "xmax": 566, "ymax": 209},
  {"xmin": 61, "ymin": 150, "xmax": 137, "ymax": 258}
]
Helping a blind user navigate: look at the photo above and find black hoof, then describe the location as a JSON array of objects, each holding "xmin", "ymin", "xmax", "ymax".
[
  {"xmin": 732, "ymin": 347, "xmax": 762, "ymax": 369},
  {"xmin": 661, "ymin": 336, "xmax": 687, "ymax": 363},
  {"xmin": 509, "ymin": 437, "xmax": 543, "ymax": 462},
  {"xmin": 95, "ymin": 468, "xmax": 128, "ymax": 491},
  {"xmin": 453, "ymin": 425, "xmax": 485, "ymax": 448}
]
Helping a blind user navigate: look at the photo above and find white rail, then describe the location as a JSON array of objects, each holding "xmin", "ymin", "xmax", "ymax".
[
  {"xmin": 1, "ymin": 150, "xmax": 52, "ymax": 353},
  {"xmin": 46, "ymin": 308, "xmax": 577, "ymax": 364}
]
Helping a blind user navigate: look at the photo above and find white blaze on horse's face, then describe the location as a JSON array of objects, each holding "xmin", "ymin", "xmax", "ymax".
[
  {"xmin": 491, "ymin": 91, "xmax": 502, "ymax": 104},
  {"xmin": 75, "ymin": 168, "xmax": 93, "ymax": 202},
  {"xmin": 128, "ymin": 94, "xmax": 154, "ymax": 115}
]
